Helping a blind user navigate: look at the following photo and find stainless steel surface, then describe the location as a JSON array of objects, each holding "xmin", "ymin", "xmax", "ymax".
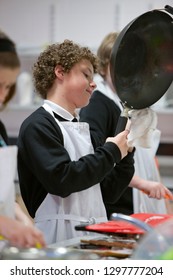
[{"xmin": 1, "ymin": 245, "xmax": 99, "ymax": 260}]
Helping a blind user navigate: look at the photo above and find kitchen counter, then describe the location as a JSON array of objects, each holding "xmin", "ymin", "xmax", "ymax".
[
  {"xmin": 154, "ymin": 108, "xmax": 173, "ymax": 144},
  {"xmin": 1, "ymin": 105, "xmax": 173, "ymax": 155},
  {"xmin": 0, "ymin": 104, "xmax": 39, "ymax": 138},
  {"xmin": 48, "ymin": 233, "xmax": 136, "ymax": 259},
  {"xmin": 153, "ymin": 108, "xmax": 173, "ymax": 155}
]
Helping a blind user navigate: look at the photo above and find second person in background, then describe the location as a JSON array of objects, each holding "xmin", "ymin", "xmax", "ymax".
[{"xmin": 80, "ymin": 32, "xmax": 173, "ymax": 218}]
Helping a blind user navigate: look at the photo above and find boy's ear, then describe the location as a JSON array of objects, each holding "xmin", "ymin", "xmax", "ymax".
[{"xmin": 55, "ymin": 65, "xmax": 64, "ymax": 80}]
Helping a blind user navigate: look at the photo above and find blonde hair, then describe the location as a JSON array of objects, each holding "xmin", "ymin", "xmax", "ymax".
[{"xmin": 97, "ymin": 32, "xmax": 119, "ymax": 77}]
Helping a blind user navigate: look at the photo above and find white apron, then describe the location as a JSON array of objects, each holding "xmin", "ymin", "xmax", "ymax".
[
  {"xmin": 133, "ymin": 130, "xmax": 167, "ymax": 214},
  {"xmin": 94, "ymin": 74, "xmax": 167, "ymax": 214},
  {"xmin": 34, "ymin": 103, "xmax": 107, "ymax": 244},
  {"xmin": 0, "ymin": 146, "xmax": 17, "ymax": 218}
]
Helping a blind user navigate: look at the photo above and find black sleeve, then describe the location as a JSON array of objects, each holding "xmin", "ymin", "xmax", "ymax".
[
  {"xmin": 80, "ymin": 91, "xmax": 121, "ymax": 147},
  {"xmin": 80, "ymin": 91, "xmax": 135, "ymax": 204},
  {"xmin": 0, "ymin": 120, "xmax": 8, "ymax": 145},
  {"xmin": 100, "ymin": 150, "xmax": 135, "ymax": 204},
  {"xmin": 17, "ymin": 109, "xmax": 122, "ymax": 198}
]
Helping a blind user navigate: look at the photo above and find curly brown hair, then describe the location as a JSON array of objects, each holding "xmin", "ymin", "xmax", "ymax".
[{"xmin": 33, "ymin": 40, "xmax": 98, "ymax": 99}]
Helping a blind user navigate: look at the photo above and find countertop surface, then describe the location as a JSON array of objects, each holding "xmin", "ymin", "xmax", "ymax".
[{"xmin": 1, "ymin": 105, "xmax": 173, "ymax": 144}]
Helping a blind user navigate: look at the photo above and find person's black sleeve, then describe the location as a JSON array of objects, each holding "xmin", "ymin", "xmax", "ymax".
[
  {"xmin": 80, "ymin": 91, "xmax": 121, "ymax": 147},
  {"xmin": 80, "ymin": 91, "xmax": 135, "ymax": 204},
  {"xmin": 17, "ymin": 109, "xmax": 122, "ymax": 198},
  {"xmin": 0, "ymin": 120, "xmax": 8, "ymax": 144},
  {"xmin": 100, "ymin": 150, "xmax": 135, "ymax": 204}
]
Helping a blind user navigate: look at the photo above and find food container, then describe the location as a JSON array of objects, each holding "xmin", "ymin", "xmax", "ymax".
[{"xmin": 131, "ymin": 218, "xmax": 173, "ymax": 259}]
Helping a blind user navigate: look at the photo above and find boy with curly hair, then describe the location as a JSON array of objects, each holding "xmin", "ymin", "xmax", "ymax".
[{"xmin": 17, "ymin": 40, "xmax": 134, "ymax": 244}]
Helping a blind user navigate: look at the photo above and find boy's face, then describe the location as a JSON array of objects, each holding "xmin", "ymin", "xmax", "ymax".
[
  {"xmin": 0, "ymin": 66, "xmax": 20, "ymax": 104},
  {"xmin": 64, "ymin": 59, "xmax": 96, "ymax": 109}
]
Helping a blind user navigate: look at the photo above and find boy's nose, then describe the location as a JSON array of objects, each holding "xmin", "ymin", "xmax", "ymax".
[{"xmin": 90, "ymin": 81, "xmax": 96, "ymax": 91}]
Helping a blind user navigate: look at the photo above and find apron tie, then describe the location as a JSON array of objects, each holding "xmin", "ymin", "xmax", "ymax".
[{"xmin": 35, "ymin": 213, "xmax": 105, "ymax": 224}]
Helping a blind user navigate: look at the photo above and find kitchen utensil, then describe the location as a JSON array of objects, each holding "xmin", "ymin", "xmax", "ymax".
[
  {"xmin": 110, "ymin": 5, "xmax": 173, "ymax": 133},
  {"xmin": 142, "ymin": 190, "xmax": 173, "ymax": 200},
  {"xmin": 75, "ymin": 219, "xmax": 145, "ymax": 235},
  {"xmin": 110, "ymin": 213, "xmax": 152, "ymax": 232},
  {"xmin": 75, "ymin": 213, "xmax": 173, "ymax": 235}
]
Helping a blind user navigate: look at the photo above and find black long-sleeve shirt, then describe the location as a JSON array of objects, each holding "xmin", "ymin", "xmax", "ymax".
[
  {"xmin": 0, "ymin": 120, "xmax": 8, "ymax": 145},
  {"xmin": 17, "ymin": 106, "xmax": 133, "ymax": 218},
  {"xmin": 80, "ymin": 91, "xmax": 134, "ymax": 218}
]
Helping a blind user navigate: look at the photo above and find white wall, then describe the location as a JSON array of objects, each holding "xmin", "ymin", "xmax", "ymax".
[
  {"xmin": 0, "ymin": 0, "xmax": 173, "ymax": 139},
  {"xmin": 54, "ymin": 0, "xmax": 173, "ymax": 49},
  {"xmin": 0, "ymin": 0, "xmax": 173, "ymax": 50},
  {"xmin": 0, "ymin": 0, "xmax": 53, "ymax": 48}
]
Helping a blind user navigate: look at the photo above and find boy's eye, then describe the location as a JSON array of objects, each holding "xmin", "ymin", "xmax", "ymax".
[
  {"xmin": 84, "ymin": 73, "xmax": 89, "ymax": 78},
  {"xmin": 0, "ymin": 84, "xmax": 11, "ymax": 90},
  {"xmin": 84, "ymin": 72, "xmax": 93, "ymax": 82}
]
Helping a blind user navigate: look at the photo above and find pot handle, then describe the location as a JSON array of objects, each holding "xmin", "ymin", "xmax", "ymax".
[
  {"xmin": 110, "ymin": 213, "xmax": 152, "ymax": 232},
  {"xmin": 115, "ymin": 107, "xmax": 129, "ymax": 135},
  {"xmin": 165, "ymin": 5, "xmax": 173, "ymax": 15}
]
